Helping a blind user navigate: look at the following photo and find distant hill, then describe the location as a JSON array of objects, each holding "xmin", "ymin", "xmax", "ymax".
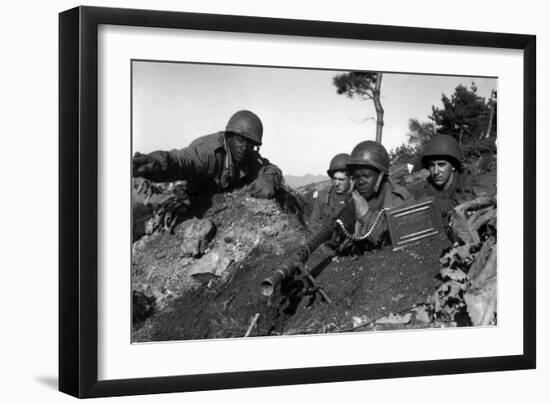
[{"xmin": 284, "ymin": 174, "xmax": 327, "ymax": 189}]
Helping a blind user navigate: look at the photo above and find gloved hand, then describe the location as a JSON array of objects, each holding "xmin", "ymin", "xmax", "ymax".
[
  {"xmin": 248, "ymin": 174, "xmax": 277, "ymax": 199},
  {"xmin": 132, "ymin": 151, "xmax": 167, "ymax": 181}
]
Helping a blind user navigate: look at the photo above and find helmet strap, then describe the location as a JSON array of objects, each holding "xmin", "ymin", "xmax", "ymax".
[{"xmin": 374, "ymin": 172, "xmax": 384, "ymax": 194}]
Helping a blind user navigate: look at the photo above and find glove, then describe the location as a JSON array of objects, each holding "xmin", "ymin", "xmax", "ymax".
[
  {"xmin": 248, "ymin": 175, "xmax": 277, "ymax": 199},
  {"xmin": 132, "ymin": 151, "xmax": 167, "ymax": 181}
]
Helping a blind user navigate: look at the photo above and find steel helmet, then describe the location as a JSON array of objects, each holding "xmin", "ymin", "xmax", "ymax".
[
  {"xmin": 225, "ymin": 110, "xmax": 263, "ymax": 146},
  {"xmin": 347, "ymin": 141, "xmax": 390, "ymax": 174},
  {"xmin": 421, "ymin": 134, "xmax": 463, "ymax": 169},
  {"xmin": 327, "ymin": 153, "xmax": 350, "ymax": 176}
]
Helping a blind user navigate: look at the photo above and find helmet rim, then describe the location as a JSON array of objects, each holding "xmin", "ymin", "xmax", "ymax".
[
  {"xmin": 346, "ymin": 141, "xmax": 390, "ymax": 174},
  {"xmin": 225, "ymin": 110, "xmax": 263, "ymax": 146},
  {"xmin": 421, "ymin": 135, "xmax": 463, "ymax": 170}
]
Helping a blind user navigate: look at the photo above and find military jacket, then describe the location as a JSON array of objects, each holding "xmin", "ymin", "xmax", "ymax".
[
  {"xmin": 420, "ymin": 171, "xmax": 478, "ymax": 223},
  {"xmin": 313, "ymin": 180, "xmax": 413, "ymax": 252},
  {"xmin": 141, "ymin": 132, "xmax": 282, "ymax": 196},
  {"xmin": 356, "ymin": 181, "xmax": 415, "ymax": 246},
  {"xmin": 308, "ymin": 185, "xmax": 352, "ymax": 233}
]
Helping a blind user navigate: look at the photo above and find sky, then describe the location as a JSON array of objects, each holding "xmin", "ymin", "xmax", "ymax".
[{"xmin": 132, "ymin": 61, "xmax": 496, "ymax": 176}]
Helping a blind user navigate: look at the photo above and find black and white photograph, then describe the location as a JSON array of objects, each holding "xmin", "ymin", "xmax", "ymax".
[
  {"xmin": 131, "ymin": 61, "xmax": 498, "ymax": 342},
  {"xmin": 1, "ymin": 0, "xmax": 546, "ymax": 401}
]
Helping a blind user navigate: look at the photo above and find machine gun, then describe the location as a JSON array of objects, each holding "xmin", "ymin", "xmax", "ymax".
[
  {"xmin": 260, "ymin": 201, "xmax": 356, "ymax": 303},
  {"xmin": 260, "ymin": 197, "xmax": 446, "ymax": 303}
]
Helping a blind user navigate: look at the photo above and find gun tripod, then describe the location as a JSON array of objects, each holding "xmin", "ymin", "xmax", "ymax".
[{"xmin": 285, "ymin": 264, "xmax": 332, "ymax": 305}]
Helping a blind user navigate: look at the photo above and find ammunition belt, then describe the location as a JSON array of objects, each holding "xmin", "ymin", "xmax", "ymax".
[{"xmin": 335, "ymin": 208, "xmax": 389, "ymax": 242}]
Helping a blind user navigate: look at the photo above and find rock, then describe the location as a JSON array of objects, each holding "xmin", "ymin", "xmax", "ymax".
[
  {"xmin": 188, "ymin": 247, "xmax": 233, "ymax": 277},
  {"xmin": 352, "ymin": 315, "xmax": 371, "ymax": 328},
  {"xmin": 177, "ymin": 218, "xmax": 216, "ymax": 258},
  {"xmin": 375, "ymin": 312, "xmax": 412, "ymax": 325},
  {"xmin": 132, "ymin": 238, "xmax": 147, "ymax": 254},
  {"xmin": 413, "ymin": 306, "xmax": 432, "ymax": 323}
]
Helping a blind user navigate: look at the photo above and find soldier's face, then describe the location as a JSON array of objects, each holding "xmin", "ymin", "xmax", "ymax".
[
  {"xmin": 428, "ymin": 159, "xmax": 455, "ymax": 189},
  {"xmin": 331, "ymin": 171, "xmax": 351, "ymax": 194},
  {"xmin": 351, "ymin": 167, "xmax": 380, "ymax": 200},
  {"xmin": 228, "ymin": 134, "xmax": 254, "ymax": 163}
]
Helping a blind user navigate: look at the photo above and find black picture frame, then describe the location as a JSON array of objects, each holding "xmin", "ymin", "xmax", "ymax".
[{"xmin": 59, "ymin": 5, "xmax": 536, "ymax": 399}]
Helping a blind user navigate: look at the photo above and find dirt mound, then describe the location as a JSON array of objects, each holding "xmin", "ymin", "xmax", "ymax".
[
  {"xmin": 134, "ymin": 231, "xmax": 450, "ymax": 341},
  {"xmin": 132, "ymin": 187, "xmax": 308, "ymax": 340},
  {"xmin": 132, "ymin": 169, "xmax": 497, "ymax": 342},
  {"xmin": 132, "ymin": 183, "xmax": 454, "ymax": 342}
]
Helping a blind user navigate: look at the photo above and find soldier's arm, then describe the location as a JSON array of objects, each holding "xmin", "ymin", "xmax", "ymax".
[
  {"xmin": 132, "ymin": 150, "xmax": 175, "ymax": 182},
  {"xmin": 133, "ymin": 145, "xmax": 216, "ymax": 184},
  {"xmin": 168, "ymin": 145, "xmax": 217, "ymax": 183},
  {"xmin": 357, "ymin": 189, "xmax": 414, "ymax": 246}
]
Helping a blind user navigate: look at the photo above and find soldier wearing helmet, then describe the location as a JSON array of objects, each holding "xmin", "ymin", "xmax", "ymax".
[
  {"xmin": 308, "ymin": 153, "xmax": 352, "ymax": 233},
  {"xmin": 133, "ymin": 110, "xmax": 282, "ymax": 198},
  {"xmin": 346, "ymin": 140, "xmax": 414, "ymax": 246},
  {"xmin": 132, "ymin": 110, "xmax": 283, "ymax": 236},
  {"xmin": 292, "ymin": 140, "xmax": 413, "ymax": 261},
  {"xmin": 420, "ymin": 135, "xmax": 477, "ymax": 222}
]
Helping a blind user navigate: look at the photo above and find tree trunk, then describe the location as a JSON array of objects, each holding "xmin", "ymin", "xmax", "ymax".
[{"xmin": 373, "ymin": 73, "xmax": 384, "ymax": 143}]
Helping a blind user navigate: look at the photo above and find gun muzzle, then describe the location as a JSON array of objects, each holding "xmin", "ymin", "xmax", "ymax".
[{"xmin": 261, "ymin": 263, "xmax": 295, "ymax": 296}]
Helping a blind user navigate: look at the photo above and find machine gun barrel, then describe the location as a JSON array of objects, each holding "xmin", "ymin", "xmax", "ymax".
[
  {"xmin": 261, "ymin": 201, "xmax": 353, "ymax": 297},
  {"xmin": 260, "ymin": 261, "xmax": 296, "ymax": 297}
]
